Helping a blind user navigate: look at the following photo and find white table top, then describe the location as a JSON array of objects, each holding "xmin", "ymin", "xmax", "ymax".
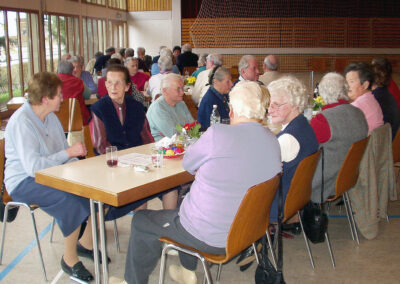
[{"xmin": 35, "ymin": 143, "xmax": 194, "ymax": 206}]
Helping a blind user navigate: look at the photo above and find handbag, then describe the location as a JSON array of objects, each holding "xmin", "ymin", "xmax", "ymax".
[
  {"xmin": 0, "ymin": 183, "xmax": 19, "ymax": 223},
  {"xmin": 66, "ymin": 98, "xmax": 84, "ymax": 146},
  {"xmin": 301, "ymin": 148, "xmax": 328, "ymax": 244},
  {"xmin": 255, "ymin": 176, "xmax": 285, "ymax": 284}
]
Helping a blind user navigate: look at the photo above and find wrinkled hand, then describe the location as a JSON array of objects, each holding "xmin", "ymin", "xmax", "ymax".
[{"xmin": 66, "ymin": 142, "xmax": 87, "ymax": 158}]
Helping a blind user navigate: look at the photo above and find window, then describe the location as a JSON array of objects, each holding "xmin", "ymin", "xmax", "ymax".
[
  {"xmin": 108, "ymin": 0, "xmax": 127, "ymax": 10},
  {"xmin": 82, "ymin": 17, "xmax": 107, "ymax": 65},
  {"xmin": 0, "ymin": 9, "xmax": 40, "ymax": 101}
]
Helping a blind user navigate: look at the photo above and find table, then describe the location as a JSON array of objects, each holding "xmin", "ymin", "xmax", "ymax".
[
  {"xmin": 85, "ymin": 94, "xmax": 98, "ymax": 105},
  {"xmin": 35, "ymin": 143, "xmax": 194, "ymax": 283},
  {"xmin": 6, "ymin": 96, "xmax": 26, "ymax": 111}
]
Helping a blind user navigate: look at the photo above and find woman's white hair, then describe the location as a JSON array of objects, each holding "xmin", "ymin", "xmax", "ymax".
[
  {"xmin": 159, "ymin": 48, "xmax": 173, "ymax": 59},
  {"xmin": 267, "ymin": 76, "xmax": 308, "ymax": 113},
  {"xmin": 318, "ymin": 72, "xmax": 349, "ymax": 104},
  {"xmin": 158, "ymin": 55, "xmax": 173, "ymax": 72},
  {"xmin": 229, "ymin": 81, "xmax": 268, "ymax": 120},
  {"xmin": 161, "ymin": 73, "xmax": 183, "ymax": 94}
]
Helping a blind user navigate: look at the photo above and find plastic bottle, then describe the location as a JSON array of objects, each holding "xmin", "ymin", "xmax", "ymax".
[{"xmin": 210, "ymin": 104, "xmax": 221, "ymax": 125}]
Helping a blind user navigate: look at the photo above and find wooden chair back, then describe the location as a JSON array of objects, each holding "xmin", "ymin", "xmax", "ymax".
[
  {"xmin": 224, "ymin": 174, "xmax": 280, "ymax": 261},
  {"xmin": 83, "ymin": 125, "xmax": 95, "ymax": 158},
  {"xmin": 183, "ymin": 66, "xmax": 197, "ymax": 75},
  {"xmin": 329, "ymin": 137, "xmax": 370, "ymax": 201},
  {"xmin": 392, "ymin": 129, "xmax": 400, "ymax": 163},
  {"xmin": 311, "ymin": 58, "xmax": 328, "ymax": 73},
  {"xmin": 230, "ymin": 65, "xmax": 239, "ymax": 82},
  {"xmin": 183, "ymin": 94, "xmax": 198, "ymax": 119},
  {"xmin": 55, "ymin": 98, "xmax": 83, "ymax": 132},
  {"xmin": 0, "ymin": 139, "xmax": 12, "ymax": 204},
  {"xmin": 283, "ymin": 149, "xmax": 322, "ymax": 222}
]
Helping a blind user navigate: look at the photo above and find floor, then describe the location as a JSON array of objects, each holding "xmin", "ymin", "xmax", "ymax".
[{"xmin": 1, "ymin": 196, "xmax": 400, "ymax": 284}]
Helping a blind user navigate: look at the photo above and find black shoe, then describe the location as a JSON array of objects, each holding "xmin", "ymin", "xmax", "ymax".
[
  {"xmin": 61, "ymin": 257, "xmax": 94, "ymax": 282},
  {"xmin": 77, "ymin": 242, "xmax": 111, "ymax": 264},
  {"xmin": 239, "ymin": 261, "xmax": 254, "ymax": 271},
  {"xmin": 236, "ymin": 246, "xmax": 256, "ymax": 266},
  {"xmin": 281, "ymin": 222, "xmax": 301, "ymax": 235}
]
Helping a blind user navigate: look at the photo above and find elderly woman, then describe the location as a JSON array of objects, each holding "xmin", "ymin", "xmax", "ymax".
[
  {"xmin": 197, "ymin": 66, "xmax": 233, "ymax": 130},
  {"xmin": 344, "ymin": 62, "xmax": 384, "ymax": 134},
  {"xmin": 310, "ymin": 73, "xmax": 368, "ymax": 203},
  {"xmin": 371, "ymin": 58, "xmax": 400, "ymax": 138},
  {"xmin": 70, "ymin": 55, "xmax": 98, "ymax": 96},
  {"xmin": 125, "ymin": 57, "xmax": 150, "ymax": 92},
  {"xmin": 191, "ymin": 53, "xmax": 208, "ymax": 78},
  {"xmin": 109, "ymin": 81, "xmax": 281, "ymax": 284},
  {"xmin": 151, "ymin": 48, "xmax": 180, "ymax": 76},
  {"xmin": 268, "ymin": 76, "xmax": 318, "ymax": 223},
  {"xmin": 5, "ymin": 72, "xmax": 95, "ymax": 281},
  {"xmin": 147, "ymin": 55, "xmax": 174, "ymax": 102}
]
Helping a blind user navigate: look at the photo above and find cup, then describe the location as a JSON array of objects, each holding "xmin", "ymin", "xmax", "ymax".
[
  {"xmin": 106, "ymin": 146, "xmax": 118, "ymax": 167},
  {"xmin": 151, "ymin": 147, "xmax": 164, "ymax": 168},
  {"xmin": 221, "ymin": 118, "xmax": 230, "ymax": 125},
  {"xmin": 304, "ymin": 107, "xmax": 313, "ymax": 121}
]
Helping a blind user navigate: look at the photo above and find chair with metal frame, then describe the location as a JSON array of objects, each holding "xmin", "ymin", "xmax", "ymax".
[
  {"xmin": 0, "ymin": 139, "xmax": 48, "ymax": 281},
  {"xmin": 326, "ymin": 137, "xmax": 370, "ymax": 245},
  {"xmin": 158, "ymin": 173, "xmax": 281, "ymax": 284},
  {"xmin": 276, "ymin": 149, "xmax": 335, "ymax": 269}
]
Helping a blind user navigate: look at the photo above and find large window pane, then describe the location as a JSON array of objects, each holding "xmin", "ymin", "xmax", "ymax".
[
  {"xmin": 82, "ymin": 17, "xmax": 88, "ymax": 64},
  {"xmin": 8, "ymin": 11, "xmax": 22, "ymax": 97},
  {"xmin": 74, "ymin": 17, "xmax": 80, "ymax": 57},
  {"xmin": 68, "ymin": 17, "xmax": 74, "ymax": 54},
  {"xmin": 20, "ymin": 12, "xmax": 30, "ymax": 95},
  {"xmin": 87, "ymin": 19, "xmax": 93, "ymax": 60},
  {"xmin": 93, "ymin": 19, "xmax": 98, "ymax": 55},
  {"xmin": 60, "ymin": 16, "xmax": 67, "ymax": 57},
  {"xmin": 51, "ymin": 15, "xmax": 59, "ymax": 71},
  {"xmin": 0, "ymin": 10, "xmax": 9, "ymax": 102}
]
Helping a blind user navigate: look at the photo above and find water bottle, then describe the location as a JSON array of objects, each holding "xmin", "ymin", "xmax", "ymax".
[{"xmin": 210, "ymin": 104, "xmax": 221, "ymax": 125}]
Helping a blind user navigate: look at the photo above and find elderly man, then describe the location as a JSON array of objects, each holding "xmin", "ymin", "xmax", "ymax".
[
  {"xmin": 259, "ymin": 55, "xmax": 282, "ymax": 86},
  {"xmin": 147, "ymin": 56, "xmax": 174, "ymax": 102},
  {"xmin": 151, "ymin": 48, "xmax": 180, "ymax": 76},
  {"xmin": 146, "ymin": 73, "xmax": 194, "ymax": 141},
  {"xmin": 177, "ymin": 43, "xmax": 199, "ymax": 74},
  {"xmin": 137, "ymin": 46, "xmax": 152, "ymax": 71},
  {"xmin": 109, "ymin": 81, "xmax": 282, "ymax": 284},
  {"xmin": 85, "ymin": 51, "xmax": 103, "ymax": 74},
  {"xmin": 94, "ymin": 46, "xmax": 115, "ymax": 73},
  {"xmin": 192, "ymin": 53, "xmax": 223, "ymax": 106},
  {"xmin": 70, "ymin": 55, "xmax": 98, "ymax": 96},
  {"xmin": 57, "ymin": 61, "xmax": 91, "ymax": 125},
  {"xmin": 234, "ymin": 55, "xmax": 261, "ymax": 85}
]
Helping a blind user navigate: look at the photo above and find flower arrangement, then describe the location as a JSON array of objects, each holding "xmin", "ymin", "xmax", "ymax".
[
  {"xmin": 176, "ymin": 121, "xmax": 202, "ymax": 139},
  {"xmin": 185, "ymin": 76, "xmax": 196, "ymax": 86},
  {"xmin": 313, "ymin": 96, "xmax": 326, "ymax": 111}
]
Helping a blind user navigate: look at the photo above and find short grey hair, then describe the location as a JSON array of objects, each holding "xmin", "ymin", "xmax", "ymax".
[
  {"xmin": 267, "ymin": 76, "xmax": 308, "ymax": 113},
  {"xmin": 264, "ymin": 56, "xmax": 279, "ymax": 71},
  {"xmin": 318, "ymin": 72, "xmax": 349, "ymax": 104},
  {"xmin": 198, "ymin": 53, "xmax": 208, "ymax": 66},
  {"xmin": 124, "ymin": 57, "xmax": 139, "ymax": 66},
  {"xmin": 159, "ymin": 48, "xmax": 173, "ymax": 59},
  {"xmin": 69, "ymin": 55, "xmax": 84, "ymax": 66},
  {"xmin": 161, "ymin": 73, "xmax": 184, "ymax": 95},
  {"xmin": 207, "ymin": 53, "xmax": 222, "ymax": 66},
  {"xmin": 57, "ymin": 60, "xmax": 74, "ymax": 74},
  {"xmin": 158, "ymin": 55, "xmax": 173, "ymax": 72},
  {"xmin": 158, "ymin": 45, "xmax": 167, "ymax": 54},
  {"xmin": 238, "ymin": 55, "xmax": 256, "ymax": 74},
  {"xmin": 230, "ymin": 81, "xmax": 268, "ymax": 120},
  {"xmin": 182, "ymin": 43, "xmax": 192, "ymax": 52},
  {"xmin": 125, "ymin": 48, "xmax": 134, "ymax": 57},
  {"xmin": 209, "ymin": 66, "xmax": 230, "ymax": 85}
]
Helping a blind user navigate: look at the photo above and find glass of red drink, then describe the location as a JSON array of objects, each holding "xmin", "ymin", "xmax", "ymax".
[{"xmin": 106, "ymin": 146, "xmax": 118, "ymax": 167}]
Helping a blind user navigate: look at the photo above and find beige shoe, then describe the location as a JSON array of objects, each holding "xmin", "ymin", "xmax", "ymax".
[
  {"xmin": 109, "ymin": 276, "xmax": 128, "ymax": 284},
  {"xmin": 168, "ymin": 264, "xmax": 197, "ymax": 284}
]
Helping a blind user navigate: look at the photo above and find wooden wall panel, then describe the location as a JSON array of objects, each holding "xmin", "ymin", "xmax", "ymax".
[
  {"xmin": 127, "ymin": 0, "xmax": 171, "ymax": 11},
  {"xmin": 183, "ymin": 17, "xmax": 400, "ymax": 48}
]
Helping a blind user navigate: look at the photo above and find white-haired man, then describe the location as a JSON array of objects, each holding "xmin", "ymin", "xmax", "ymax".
[
  {"xmin": 146, "ymin": 73, "xmax": 194, "ymax": 141},
  {"xmin": 192, "ymin": 53, "xmax": 223, "ymax": 106},
  {"xmin": 259, "ymin": 55, "xmax": 282, "ymax": 86},
  {"xmin": 177, "ymin": 43, "xmax": 199, "ymax": 74},
  {"xmin": 234, "ymin": 55, "xmax": 261, "ymax": 85}
]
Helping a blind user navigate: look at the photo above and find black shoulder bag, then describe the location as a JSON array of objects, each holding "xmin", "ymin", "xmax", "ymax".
[
  {"xmin": 255, "ymin": 175, "xmax": 285, "ymax": 284},
  {"xmin": 0, "ymin": 183, "xmax": 19, "ymax": 223},
  {"xmin": 301, "ymin": 148, "xmax": 328, "ymax": 244}
]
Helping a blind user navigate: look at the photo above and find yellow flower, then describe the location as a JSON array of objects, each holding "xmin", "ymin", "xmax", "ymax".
[{"xmin": 186, "ymin": 76, "xmax": 196, "ymax": 85}]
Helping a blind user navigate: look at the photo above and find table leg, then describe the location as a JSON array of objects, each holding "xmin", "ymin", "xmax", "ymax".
[
  {"xmin": 90, "ymin": 199, "xmax": 101, "ymax": 284},
  {"xmin": 98, "ymin": 201, "xmax": 109, "ymax": 284}
]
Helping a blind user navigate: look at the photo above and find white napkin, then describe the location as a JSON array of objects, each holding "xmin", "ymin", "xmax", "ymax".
[{"xmin": 155, "ymin": 134, "xmax": 176, "ymax": 148}]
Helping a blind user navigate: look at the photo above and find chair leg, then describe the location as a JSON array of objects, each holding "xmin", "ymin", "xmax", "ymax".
[
  {"xmin": 216, "ymin": 264, "xmax": 222, "ymax": 282},
  {"xmin": 343, "ymin": 194, "xmax": 356, "ymax": 241},
  {"xmin": 344, "ymin": 192, "xmax": 359, "ymax": 245},
  {"xmin": 266, "ymin": 232, "xmax": 277, "ymax": 269},
  {"xmin": 158, "ymin": 245, "xmax": 169, "ymax": 284},
  {"xmin": 252, "ymin": 242, "xmax": 260, "ymax": 265},
  {"xmin": 325, "ymin": 231, "xmax": 335, "ymax": 268},
  {"xmin": 298, "ymin": 211, "xmax": 315, "ymax": 269},
  {"xmin": 0, "ymin": 205, "xmax": 9, "ymax": 264},
  {"xmin": 49, "ymin": 217, "xmax": 56, "ymax": 243},
  {"xmin": 113, "ymin": 219, "xmax": 120, "ymax": 253},
  {"xmin": 30, "ymin": 207, "xmax": 48, "ymax": 281},
  {"xmin": 199, "ymin": 258, "xmax": 213, "ymax": 284}
]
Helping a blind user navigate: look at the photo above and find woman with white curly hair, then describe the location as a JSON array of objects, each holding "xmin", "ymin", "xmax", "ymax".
[
  {"xmin": 267, "ymin": 76, "xmax": 319, "ymax": 224},
  {"xmin": 310, "ymin": 72, "xmax": 368, "ymax": 203}
]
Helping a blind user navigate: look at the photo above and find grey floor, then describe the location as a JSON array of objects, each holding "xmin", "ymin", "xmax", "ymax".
[{"xmin": 1, "ymin": 196, "xmax": 400, "ymax": 284}]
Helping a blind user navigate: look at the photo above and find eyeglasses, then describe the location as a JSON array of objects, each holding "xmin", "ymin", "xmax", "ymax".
[
  {"xmin": 105, "ymin": 80, "xmax": 125, "ymax": 88},
  {"xmin": 269, "ymin": 102, "xmax": 288, "ymax": 110}
]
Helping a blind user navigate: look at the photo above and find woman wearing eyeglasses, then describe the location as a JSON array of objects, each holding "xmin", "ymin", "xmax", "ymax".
[{"xmin": 197, "ymin": 66, "xmax": 233, "ymax": 130}]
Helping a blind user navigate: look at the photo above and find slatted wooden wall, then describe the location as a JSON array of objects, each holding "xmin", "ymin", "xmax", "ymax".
[
  {"xmin": 127, "ymin": 0, "xmax": 171, "ymax": 11},
  {"xmin": 182, "ymin": 17, "xmax": 400, "ymax": 48}
]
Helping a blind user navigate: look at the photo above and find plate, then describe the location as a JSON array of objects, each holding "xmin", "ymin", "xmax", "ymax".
[{"xmin": 163, "ymin": 151, "xmax": 185, "ymax": 159}]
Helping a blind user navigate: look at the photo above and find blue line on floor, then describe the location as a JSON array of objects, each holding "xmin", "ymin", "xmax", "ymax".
[
  {"xmin": 329, "ymin": 215, "xmax": 400, "ymax": 219},
  {"xmin": 0, "ymin": 222, "xmax": 52, "ymax": 281}
]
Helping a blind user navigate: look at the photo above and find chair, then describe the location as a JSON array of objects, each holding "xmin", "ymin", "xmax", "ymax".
[
  {"xmin": 326, "ymin": 137, "xmax": 370, "ymax": 245},
  {"xmin": 183, "ymin": 94, "xmax": 198, "ymax": 119},
  {"xmin": 230, "ymin": 65, "xmax": 239, "ymax": 82},
  {"xmin": 183, "ymin": 66, "xmax": 197, "ymax": 76},
  {"xmin": 0, "ymin": 139, "xmax": 48, "ymax": 281},
  {"xmin": 55, "ymin": 98, "xmax": 83, "ymax": 133},
  {"xmin": 158, "ymin": 174, "xmax": 281, "ymax": 284},
  {"xmin": 278, "ymin": 149, "xmax": 335, "ymax": 269}
]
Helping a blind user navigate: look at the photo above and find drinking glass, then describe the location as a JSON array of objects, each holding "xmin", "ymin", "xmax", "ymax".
[
  {"xmin": 221, "ymin": 118, "xmax": 230, "ymax": 125},
  {"xmin": 106, "ymin": 146, "xmax": 118, "ymax": 167},
  {"xmin": 304, "ymin": 107, "xmax": 313, "ymax": 121},
  {"xmin": 151, "ymin": 147, "xmax": 164, "ymax": 168}
]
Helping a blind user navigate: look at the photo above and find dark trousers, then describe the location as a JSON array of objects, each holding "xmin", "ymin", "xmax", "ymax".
[{"xmin": 124, "ymin": 209, "xmax": 225, "ymax": 284}]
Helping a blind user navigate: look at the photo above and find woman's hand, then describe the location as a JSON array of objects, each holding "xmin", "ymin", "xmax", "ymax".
[{"xmin": 66, "ymin": 142, "xmax": 87, "ymax": 158}]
